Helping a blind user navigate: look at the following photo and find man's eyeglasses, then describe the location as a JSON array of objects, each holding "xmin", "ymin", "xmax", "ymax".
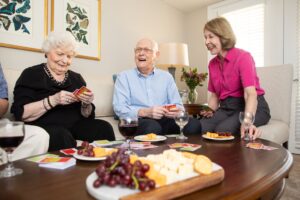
[{"xmin": 134, "ymin": 48, "xmax": 154, "ymax": 54}]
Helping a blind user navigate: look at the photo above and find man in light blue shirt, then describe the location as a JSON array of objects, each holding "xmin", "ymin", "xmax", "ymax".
[
  {"xmin": 113, "ymin": 38, "xmax": 201, "ymax": 135},
  {"xmin": 0, "ymin": 63, "xmax": 9, "ymax": 117}
]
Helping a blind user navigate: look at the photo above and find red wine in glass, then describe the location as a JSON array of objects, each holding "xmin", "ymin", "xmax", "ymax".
[
  {"xmin": 118, "ymin": 118, "xmax": 138, "ymax": 155},
  {"xmin": 0, "ymin": 120, "xmax": 25, "ymax": 178},
  {"xmin": 0, "ymin": 136, "xmax": 24, "ymax": 152},
  {"xmin": 119, "ymin": 124, "xmax": 138, "ymax": 138}
]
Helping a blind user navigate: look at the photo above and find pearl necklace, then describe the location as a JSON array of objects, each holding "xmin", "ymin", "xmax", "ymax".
[{"xmin": 44, "ymin": 63, "xmax": 69, "ymax": 86}]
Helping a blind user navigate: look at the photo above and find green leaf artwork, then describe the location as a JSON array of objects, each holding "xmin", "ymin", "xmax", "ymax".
[
  {"xmin": 65, "ymin": 2, "xmax": 89, "ymax": 45},
  {"xmin": 0, "ymin": 0, "xmax": 31, "ymax": 34}
]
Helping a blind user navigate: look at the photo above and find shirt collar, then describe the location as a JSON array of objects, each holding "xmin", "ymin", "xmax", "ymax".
[
  {"xmin": 215, "ymin": 48, "xmax": 235, "ymax": 63},
  {"xmin": 135, "ymin": 67, "xmax": 156, "ymax": 77}
]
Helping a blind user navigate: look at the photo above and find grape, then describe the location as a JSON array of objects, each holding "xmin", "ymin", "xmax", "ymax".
[
  {"xmin": 107, "ymin": 178, "xmax": 117, "ymax": 187},
  {"xmin": 139, "ymin": 181, "xmax": 146, "ymax": 191},
  {"xmin": 95, "ymin": 164, "xmax": 106, "ymax": 176},
  {"xmin": 134, "ymin": 160, "xmax": 142, "ymax": 168},
  {"xmin": 81, "ymin": 141, "xmax": 89, "ymax": 148},
  {"xmin": 92, "ymin": 149, "xmax": 156, "ymax": 191},
  {"xmin": 93, "ymin": 178, "xmax": 102, "ymax": 188},
  {"xmin": 134, "ymin": 170, "xmax": 143, "ymax": 178},
  {"xmin": 141, "ymin": 164, "xmax": 150, "ymax": 172},
  {"xmin": 148, "ymin": 179, "xmax": 156, "ymax": 189},
  {"xmin": 77, "ymin": 149, "xmax": 83, "ymax": 155}
]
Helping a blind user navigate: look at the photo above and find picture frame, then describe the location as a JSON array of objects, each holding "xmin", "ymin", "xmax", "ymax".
[
  {"xmin": 51, "ymin": 0, "xmax": 101, "ymax": 61},
  {"xmin": 0, "ymin": 0, "xmax": 48, "ymax": 52}
]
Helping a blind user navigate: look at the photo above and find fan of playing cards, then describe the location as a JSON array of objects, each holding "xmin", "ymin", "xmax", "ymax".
[{"xmin": 73, "ymin": 86, "xmax": 91, "ymax": 98}]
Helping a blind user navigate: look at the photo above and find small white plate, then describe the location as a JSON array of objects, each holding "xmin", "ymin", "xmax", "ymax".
[
  {"xmin": 202, "ymin": 134, "xmax": 235, "ymax": 141},
  {"xmin": 73, "ymin": 152, "xmax": 107, "ymax": 161},
  {"xmin": 134, "ymin": 135, "xmax": 167, "ymax": 142},
  {"xmin": 93, "ymin": 140, "xmax": 124, "ymax": 147}
]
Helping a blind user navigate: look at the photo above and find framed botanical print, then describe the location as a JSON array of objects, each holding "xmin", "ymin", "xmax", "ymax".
[
  {"xmin": 0, "ymin": 0, "xmax": 48, "ymax": 52},
  {"xmin": 51, "ymin": 0, "xmax": 101, "ymax": 60}
]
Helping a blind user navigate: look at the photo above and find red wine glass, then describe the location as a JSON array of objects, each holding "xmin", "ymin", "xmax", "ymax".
[
  {"xmin": 0, "ymin": 120, "xmax": 25, "ymax": 178},
  {"xmin": 118, "ymin": 117, "xmax": 138, "ymax": 155}
]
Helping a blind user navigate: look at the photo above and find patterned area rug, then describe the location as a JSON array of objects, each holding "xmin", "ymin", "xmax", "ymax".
[{"xmin": 281, "ymin": 154, "xmax": 300, "ymax": 200}]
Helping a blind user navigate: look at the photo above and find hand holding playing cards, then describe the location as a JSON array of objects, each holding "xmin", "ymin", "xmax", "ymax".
[
  {"xmin": 52, "ymin": 90, "xmax": 78, "ymax": 105},
  {"xmin": 76, "ymin": 90, "xmax": 94, "ymax": 105},
  {"xmin": 73, "ymin": 86, "xmax": 94, "ymax": 105},
  {"xmin": 199, "ymin": 110, "xmax": 214, "ymax": 118},
  {"xmin": 138, "ymin": 106, "xmax": 167, "ymax": 119},
  {"xmin": 164, "ymin": 105, "xmax": 180, "ymax": 118},
  {"xmin": 240, "ymin": 124, "xmax": 261, "ymax": 140}
]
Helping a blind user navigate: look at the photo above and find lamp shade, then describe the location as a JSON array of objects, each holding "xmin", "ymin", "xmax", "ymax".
[{"xmin": 157, "ymin": 43, "xmax": 189, "ymax": 67}]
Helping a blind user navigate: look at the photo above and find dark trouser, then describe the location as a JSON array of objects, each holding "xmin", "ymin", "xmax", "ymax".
[
  {"xmin": 200, "ymin": 96, "xmax": 271, "ymax": 136},
  {"xmin": 40, "ymin": 118, "xmax": 115, "ymax": 151},
  {"xmin": 137, "ymin": 117, "xmax": 202, "ymax": 135}
]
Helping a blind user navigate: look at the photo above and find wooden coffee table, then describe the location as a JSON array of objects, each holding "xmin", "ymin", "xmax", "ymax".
[{"xmin": 0, "ymin": 136, "xmax": 292, "ymax": 200}]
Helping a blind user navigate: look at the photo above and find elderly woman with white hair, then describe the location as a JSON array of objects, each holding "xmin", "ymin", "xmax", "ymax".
[{"xmin": 11, "ymin": 31, "xmax": 115, "ymax": 151}]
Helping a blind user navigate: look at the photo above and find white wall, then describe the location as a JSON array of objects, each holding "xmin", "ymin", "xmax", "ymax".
[
  {"xmin": 185, "ymin": 7, "xmax": 210, "ymax": 103},
  {"xmin": 0, "ymin": 0, "xmax": 185, "ymax": 77}
]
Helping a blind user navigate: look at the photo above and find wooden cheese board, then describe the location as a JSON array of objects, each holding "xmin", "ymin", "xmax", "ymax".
[{"xmin": 86, "ymin": 163, "xmax": 225, "ymax": 200}]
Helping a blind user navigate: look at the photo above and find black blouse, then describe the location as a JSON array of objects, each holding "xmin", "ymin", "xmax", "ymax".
[{"xmin": 11, "ymin": 63, "xmax": 95, "ymax": 128}]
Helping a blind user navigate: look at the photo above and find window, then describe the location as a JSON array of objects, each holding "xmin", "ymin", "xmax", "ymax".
[
  {"xmin": 208, "ymin": 0, "xmax": 285, "ymax": 67},
  {"xmin": 222, "ymin": 4, "xmax": 264, "ymax": 67}
]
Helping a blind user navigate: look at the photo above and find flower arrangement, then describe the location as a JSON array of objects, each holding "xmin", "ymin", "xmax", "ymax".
[
  {"xmin": 181, "ymin": 67, "xmax": 208, "ymax": 90},
  {"xmin": 180, "ymin": 67, "xmax": 208, "ymax": 104}
]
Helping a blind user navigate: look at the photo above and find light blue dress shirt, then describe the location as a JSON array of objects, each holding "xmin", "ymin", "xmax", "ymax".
[
  {"xmin": 113, "ymin": 67, "xmax": 183, "ymax": 118},
  {"xmin": 0, "ymin": 63, "xmax": 8, "ymax": 99}
]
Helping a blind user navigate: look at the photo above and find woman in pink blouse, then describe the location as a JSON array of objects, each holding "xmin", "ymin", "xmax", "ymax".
[{"xmin": 200, "ymin": 17, "xmax": 270, "ymax": 140}]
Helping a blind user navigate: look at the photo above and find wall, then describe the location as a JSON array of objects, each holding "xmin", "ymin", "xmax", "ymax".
[
  {"xmin": 0, "ymin": 0, "xmax": 185, "ymax": 78},
  {"xmin": 184, "ymin": 7, "xmax": 210, "ymax": 103}
]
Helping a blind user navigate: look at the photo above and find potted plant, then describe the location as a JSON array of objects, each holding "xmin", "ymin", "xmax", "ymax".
[{"xmin": 180, "ymin": 67, "xmax": 208, "ymax": 104}]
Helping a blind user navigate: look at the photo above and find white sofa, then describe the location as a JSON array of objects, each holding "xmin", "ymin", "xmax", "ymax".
[
  {"xmin": 2, "ymin": 68, "xmax": 123, "ymax": 140},
  {"xmin": 256, "ymin": 64, "xmax": 293, "ymax": 145},
  {"xmin": 3, "ymin": 64, "xmax": 293, "ymax": 145}
]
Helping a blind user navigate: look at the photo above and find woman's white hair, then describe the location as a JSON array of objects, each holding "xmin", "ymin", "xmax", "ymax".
[{"xmin": 42, "ymin": 31, "xmax": 78, "ymax": 55}]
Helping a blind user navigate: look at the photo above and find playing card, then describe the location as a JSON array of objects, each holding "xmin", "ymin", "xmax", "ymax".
[
  {"xmin": 60, "ymin": 148, "xmax": 77, "ymax": 155},
  {"xmin": 164, "ymin": 104, "xmax": 177, "ymax": 112},
  {"xmin": 168, "ymin": 143, "xmax": 201, "ymax": 150},
  {"xmin": 74, "ymin": 86, "xmax": 91, "ymax": 97},
  {"xmin": 246, "ymin": 142, "xmax": 278, "ymax": 151},
  {"xmin": 73, "ymin": 89, "xmax": 79, "ymax": 95},
  {"xmin": 180, "ymin": 146, "xmax": 201, "ymax": 151}
]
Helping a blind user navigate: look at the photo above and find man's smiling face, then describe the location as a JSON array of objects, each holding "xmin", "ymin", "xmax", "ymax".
[{"xmin": 134, "ymin": 39, "xmax": 159, "ymax": 74}]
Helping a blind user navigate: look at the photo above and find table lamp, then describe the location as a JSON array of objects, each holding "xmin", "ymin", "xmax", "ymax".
[{"xmin": 157, "ymin": 43, "xmax": 189, "ymax": 79}]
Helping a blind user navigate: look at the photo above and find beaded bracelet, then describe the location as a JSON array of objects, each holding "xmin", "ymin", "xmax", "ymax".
[
  {"xmin": 47, "ymin": 96, "xmax": 53, "ymax": 109},
  {"xmin": 42, "ymin": 98, "xmax": 48, "ymax": 111}
]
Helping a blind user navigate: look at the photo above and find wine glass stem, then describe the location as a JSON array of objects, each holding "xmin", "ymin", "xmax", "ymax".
[
  {"xmin": 245, "ymin": 127, "xmax": 250, "ymax": 141},
  {"xmin": 180, "ymin": 126, "xmax": 184, "ymax": 136},
  {"xmin": 6, "ymin": 152, "xmax": 14, "ymax": 170},
  {"xmin": 127, "ymin": 139, "xmax": 131, "ymax": 153}
]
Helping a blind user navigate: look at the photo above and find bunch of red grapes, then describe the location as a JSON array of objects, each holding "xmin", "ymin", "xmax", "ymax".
[
  {"xmin": 93, "ymin": 149, "xmax": 156, "ymax": 191},
  {"xmin": 77, "ymin": 141, "xmax": 95, "ymax": 157}
]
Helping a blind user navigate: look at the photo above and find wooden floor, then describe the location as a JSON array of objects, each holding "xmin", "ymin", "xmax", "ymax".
[{"xmin": 281, "ymin": 153, "xmax": 300, "ymax": 200}]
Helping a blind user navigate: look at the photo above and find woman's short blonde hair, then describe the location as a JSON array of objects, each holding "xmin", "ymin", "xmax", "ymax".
[
  {"xmin": 204, "ymin": 17, "xmax": 236, "ymax": 50},
  {"xmin": 42, "ymin": 31, "xmax": 78, "ymax": 55}
]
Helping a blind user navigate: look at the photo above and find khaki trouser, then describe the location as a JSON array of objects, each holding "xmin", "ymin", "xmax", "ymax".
[{"xmin": 0, "ymin": 125, "xmax": 49, "ymax": 165}]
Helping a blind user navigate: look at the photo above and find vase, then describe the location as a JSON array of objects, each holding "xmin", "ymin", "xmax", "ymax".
[{"xmin": 188, "ymin": 88, "xmax": 198, "ymax": 104}]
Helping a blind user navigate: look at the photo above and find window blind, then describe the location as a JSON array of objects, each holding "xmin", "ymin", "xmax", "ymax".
[{"xmin": 222, "ymin": 4, "xmax": 265, "ymax": 67}]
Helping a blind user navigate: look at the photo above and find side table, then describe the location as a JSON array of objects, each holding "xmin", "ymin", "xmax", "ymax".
[{"xmin": 183, "ymin": 104, "xmax": 204, "ymax": 118}]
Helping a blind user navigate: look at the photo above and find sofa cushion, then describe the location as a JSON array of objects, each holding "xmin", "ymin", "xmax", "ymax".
[
  {"xmin": 258, "ymin": 119, "xmax": 289, "ymax": 145},
  {"xmin": 84, "ymin": 75, "xmax": 115, "ymax": 117}
]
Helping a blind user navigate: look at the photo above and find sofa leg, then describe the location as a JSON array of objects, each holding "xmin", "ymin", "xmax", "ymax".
[{"xmin": 283, "ymin": 141, "xmax": 288, "ymax": 149}]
